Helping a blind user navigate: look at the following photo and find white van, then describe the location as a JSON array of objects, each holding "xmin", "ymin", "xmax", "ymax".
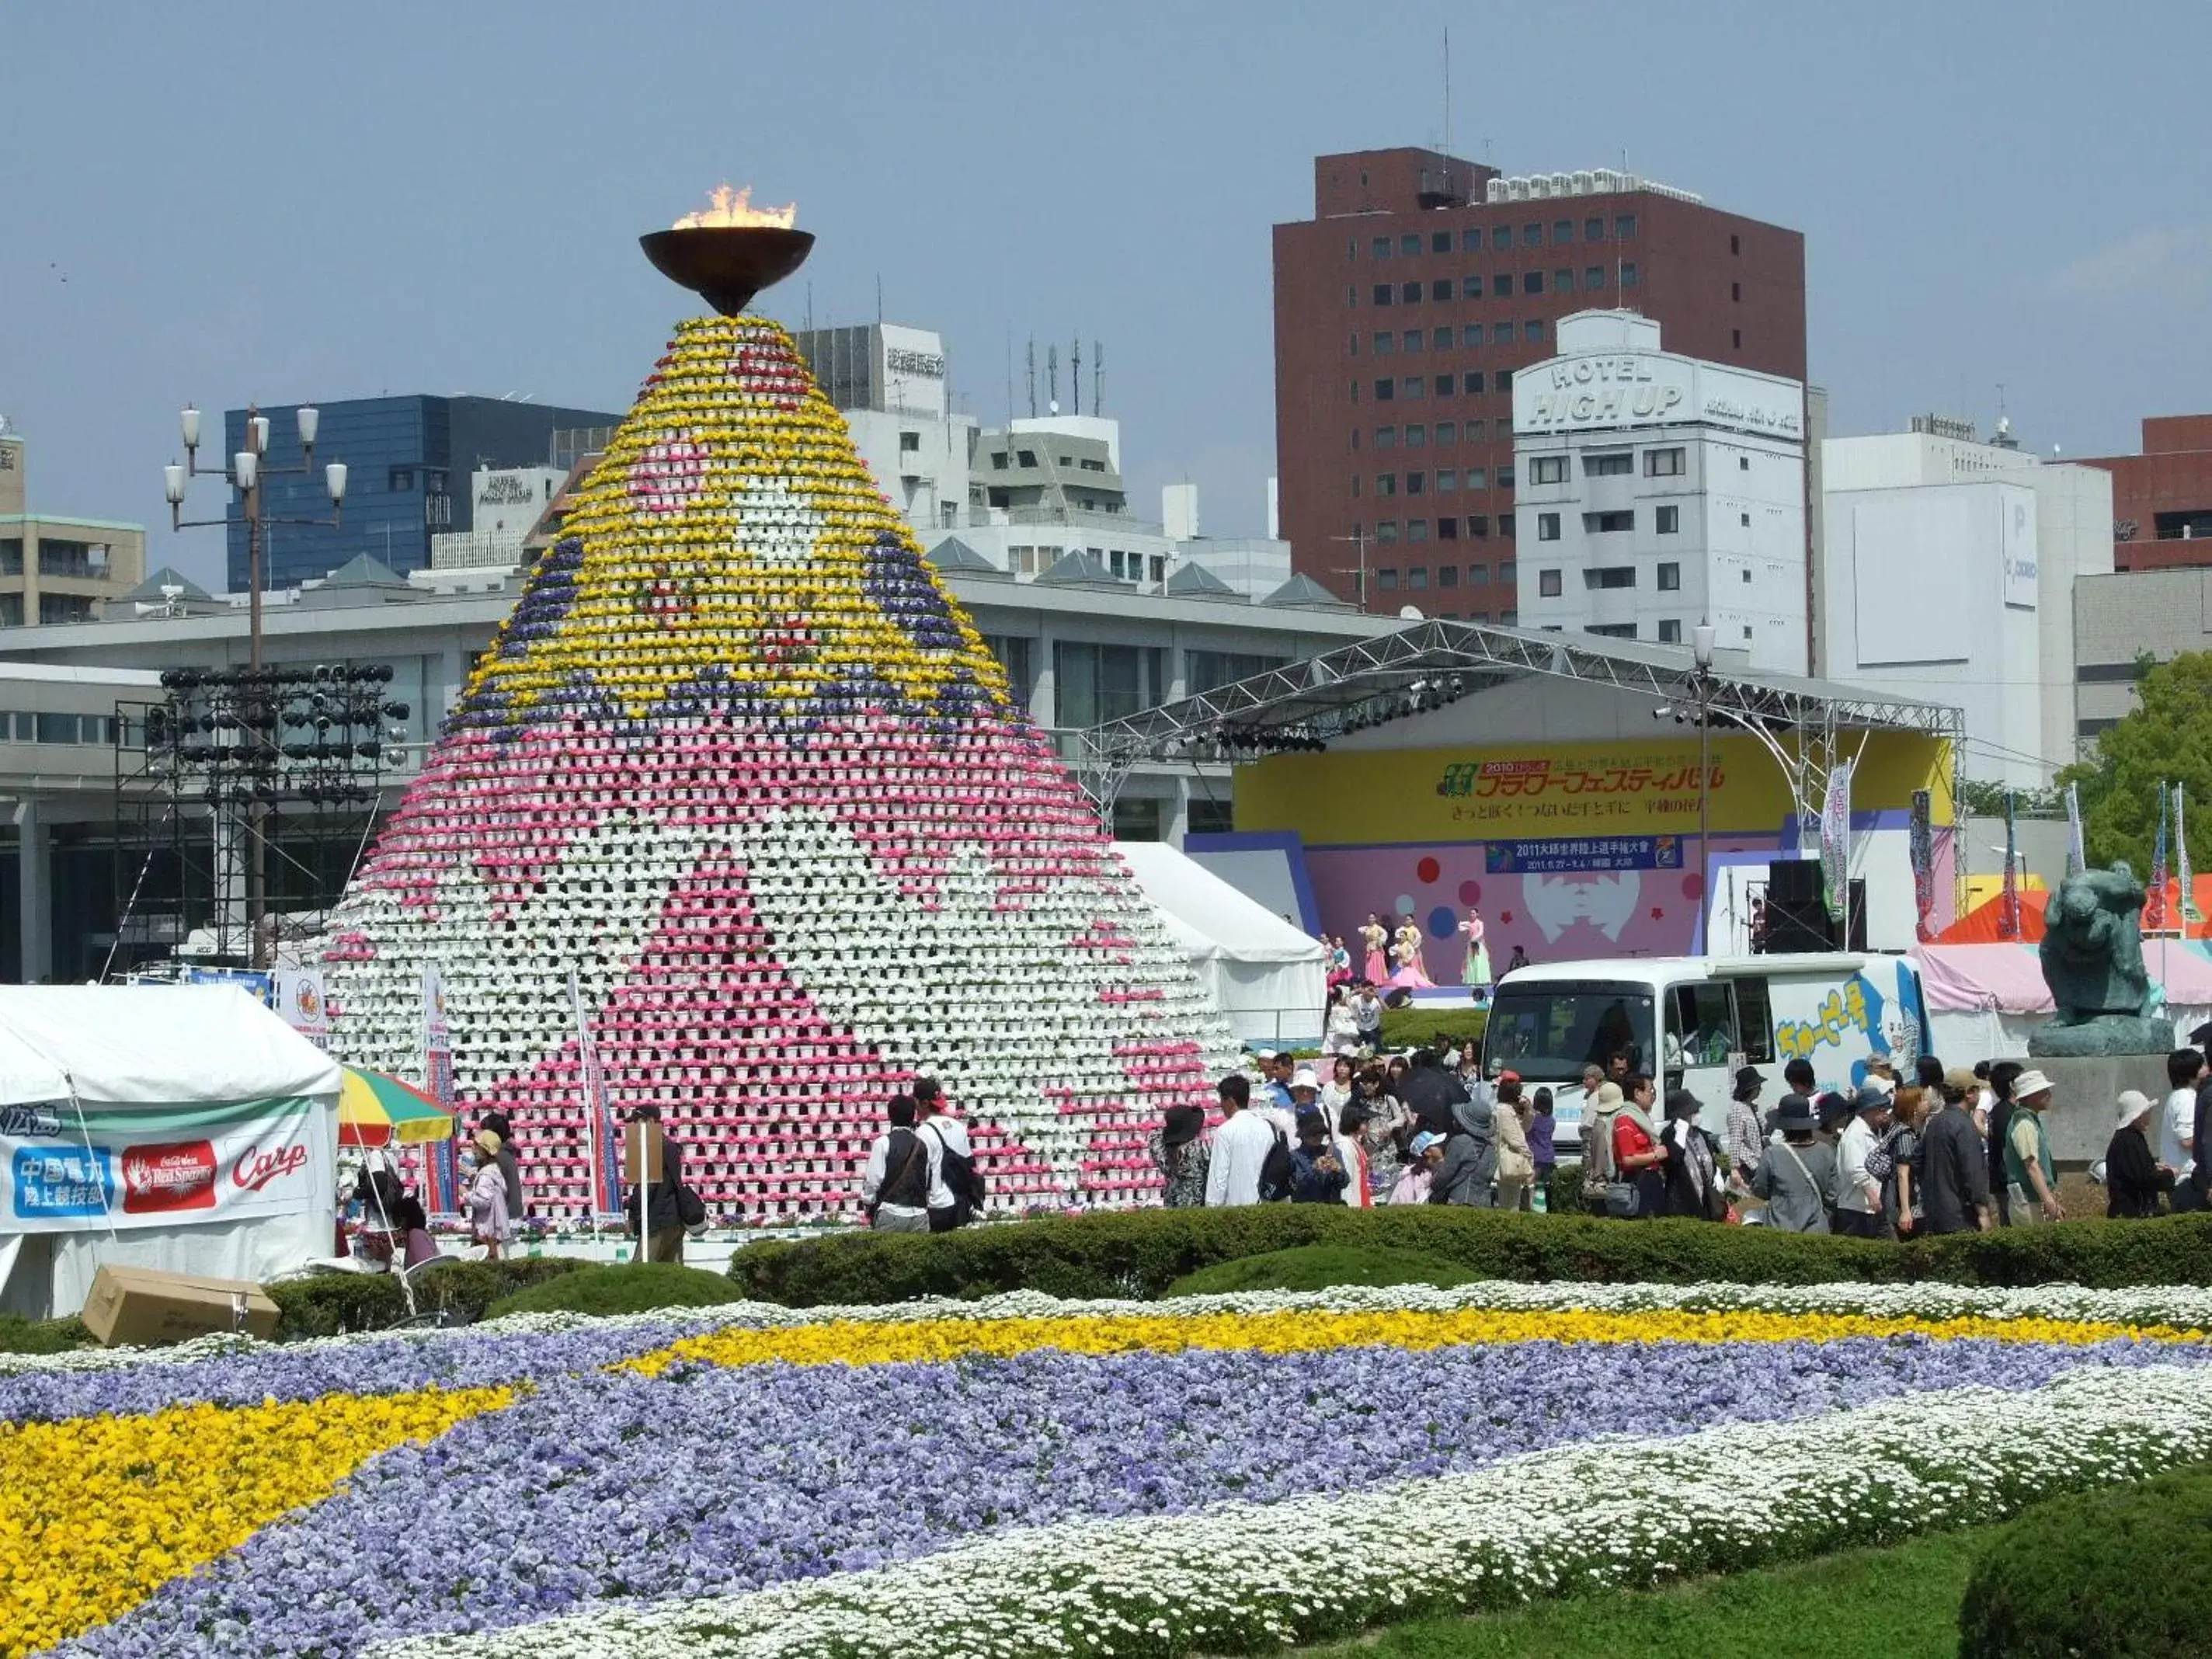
[{"xmin": 1480, "ymin": 952, "xmax": 1930, "ymax": 1147}]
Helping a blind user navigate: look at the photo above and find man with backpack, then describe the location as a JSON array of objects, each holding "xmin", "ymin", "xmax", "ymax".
[
  {"xmin": 860, "ymin": 1094, "xmax": 934, "ymax": 1233},
  {"xmin": 914, "ymin": 1076, "xmax": 983, "ymax": 1231},
  {"xmin": 1205, "ymin": 1073, "xmax": 1292, "ymax": 1205}
]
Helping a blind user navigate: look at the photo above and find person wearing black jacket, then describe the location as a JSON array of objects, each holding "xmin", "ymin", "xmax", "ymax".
[
  {"xmin": 1985, "ymin": 1061, "xmax": 2022, "ymax": 1226},
  {"xmin": 1920, "ymin": 1069, "xmax": 1993, "ymax": 1234},
  {"xmin": 2108, "ymin": 1091, "xmax": 2175, "ymax": 1219},
  {"xmin": 1396, "ymin": 1047, "xmax": 1465, "ymax": 1138},
  {"xmin": 621, "ymin": 1104, "xmax": 690, "ymax": 1262}
]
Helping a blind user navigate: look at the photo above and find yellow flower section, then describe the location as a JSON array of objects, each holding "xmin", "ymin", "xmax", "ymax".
[
  {"xmin": 467, "ymin": 315, "xmax": 1011, "ymax": 724},
  {"xmin": 0, "ymin": 1386, "xmax": 508, "ymax": 1658},
  {"xmin": 633, "ymin": 1308, "xmax": 2198, "ymax": 1376}
]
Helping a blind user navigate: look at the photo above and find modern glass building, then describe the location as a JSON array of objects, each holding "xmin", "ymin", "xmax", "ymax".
[{"xmin": 223, "ymin": 395, "xmax": 621, "ymax": 590}]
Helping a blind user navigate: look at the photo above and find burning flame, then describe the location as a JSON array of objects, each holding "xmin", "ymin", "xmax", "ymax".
[{"xmin": 673, "ymin": 185, "xmax": 798, "ymax": 231}]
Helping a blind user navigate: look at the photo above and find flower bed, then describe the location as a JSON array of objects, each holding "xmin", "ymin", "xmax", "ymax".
[{"xmin": 23, "ymin": 1283, "xmax": 2212, "ymax": 1658}]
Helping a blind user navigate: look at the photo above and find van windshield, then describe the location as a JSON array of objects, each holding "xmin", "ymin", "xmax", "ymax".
[{"xmin": 1483, "ymin": 982, "xmax": 1656, "ymax": 1083}]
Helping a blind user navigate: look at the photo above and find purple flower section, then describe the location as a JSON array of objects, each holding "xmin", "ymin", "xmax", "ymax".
[
  {"xmin": 64, "ymin": 1335, "xmax": 2211, "ymax": 1658},
  {"xmin": 0, "ymin": 1322, "xmax": 706, "ymax": 1426}
]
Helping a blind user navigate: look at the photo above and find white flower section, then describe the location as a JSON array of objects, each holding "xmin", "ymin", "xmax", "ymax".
[
  {"xmin": 325, "ymin": 809, "xmax": 717, "ymax": 1096},
  {"xmin": 734, "ymin": 475, "xmax": 826, "ymax": 567},
  {"xmin": 370, "ymin": 1364, "xmax": 2212, "ymax": 1659},
  {"xmin": 13, "ymin": 1278, "xmax": 2212, "ymax": 1382}
]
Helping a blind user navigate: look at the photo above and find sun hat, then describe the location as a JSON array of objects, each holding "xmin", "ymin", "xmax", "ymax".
[
  {"xmin": 2115, "ymin": 1090, "xmax": 2155, "ymax": 1131},
  {"xmin": 1852, "ymin": 1085, "xmax": 1892, "ymax": 1115},
  {"xmin": 1942, "ymin": 1066, "xmax": 1981, "ymax": 1100},
  {"xmin": 1408, "ymin": 1130, "xmax": 1445, "ymax": 1156},
  {"xmin": 1777, "ymin": 1092, "xmax": 1817, "ymax": 1130},
  {"xmin": 1161, "ymin": 1104, "xmax": 1205, "ymax": 1149},
  {"xmin": 473, "ymin": 1129, "xmax": 503, "ymax": 1157},
  {"xmin": 1593, "ymin": 1081, "xmax": 1625, "ymax": 1109},
  {"xmin": 1291, "ymin": 1069, "xmax": 1320, "ymax": 1092},
  {"xmin": 2013, "ymin": 1069, "xmax": 2055, "ymax": 1102},
  {"xmin": 1734, "ymin": 1066, "xmax": 1766, "ymax": 1096}
]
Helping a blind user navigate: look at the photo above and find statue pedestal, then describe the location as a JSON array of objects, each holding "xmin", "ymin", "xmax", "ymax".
[
  {"xmin": 2002, "ymin": 1053, "xmax": 2172, "ymax": 1165},
  {"xmin": 2027, "ymin": 1015, "xmax": 2175, "ymax": 1059}
]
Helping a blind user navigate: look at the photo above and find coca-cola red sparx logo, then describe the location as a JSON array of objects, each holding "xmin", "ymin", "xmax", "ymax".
[
  {"xmin": 120, "ymin": 1140, "xmax": 217, "ymax": 1214},
  {"xmin": 231, "ymin": 1140, "xmax": 309, "ymax": 1194}
]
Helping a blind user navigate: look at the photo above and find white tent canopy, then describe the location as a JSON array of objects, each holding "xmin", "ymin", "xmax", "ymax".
[
  {"xmin": 1115, "ymin": 840, "xmax": 1329, "ymax": 1048},
  {"xmin": 0, "ymin": 986, "xmax": 343, "ymax": 1320}
]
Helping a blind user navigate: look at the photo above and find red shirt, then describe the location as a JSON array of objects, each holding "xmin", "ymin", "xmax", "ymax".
[{"xmin": 1612, "ymin": 1113, "xmax": 1655, "ymax": 1167}]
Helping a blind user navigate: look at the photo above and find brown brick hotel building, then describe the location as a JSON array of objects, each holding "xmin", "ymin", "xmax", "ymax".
[
  {"xmin": 1274, "ymin": 148, "xmax": 1807, "ymax": 610},
  {"xmin": 2080, "ymin": 415, "xmax": 2212, "ymax": 572}
]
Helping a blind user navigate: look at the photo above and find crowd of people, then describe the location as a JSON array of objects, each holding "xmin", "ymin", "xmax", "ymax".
[{"xmin": 1136, "ymin": 1038, "xmax": 2212, "ymax": 1231}]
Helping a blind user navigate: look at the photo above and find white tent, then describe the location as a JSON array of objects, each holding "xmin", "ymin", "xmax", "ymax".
[
  {"xmin": 1115, "ymin": 840, "xmax": 1330, "ymax": 1048},
  {"xmin": 0, "ymin": 986, "xmax": 342, "ymax": 1320}
]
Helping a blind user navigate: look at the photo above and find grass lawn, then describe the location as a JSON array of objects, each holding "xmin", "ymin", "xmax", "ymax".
[{"xmin": 1300, "ymin": 1522, "xmax": 1986, "ymax": 1657}]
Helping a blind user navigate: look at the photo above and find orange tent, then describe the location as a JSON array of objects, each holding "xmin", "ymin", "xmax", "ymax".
[{"xmin": 1934, "ymin": 874, "xmax": 2212, "ymax": 944}]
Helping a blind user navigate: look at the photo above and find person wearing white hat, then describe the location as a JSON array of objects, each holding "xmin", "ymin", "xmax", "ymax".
[
  {"xmin": 2104, "ymin": 1090, "xmax": 2176, "ymax": 1219},
  {"xmin": 2001, "ymin": 1069, "xmax": 2063, "ymax": 1224}
]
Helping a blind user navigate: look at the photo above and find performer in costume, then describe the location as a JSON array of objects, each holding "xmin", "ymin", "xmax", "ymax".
[
  {"xmin": 1389, "ymin": 916, "xmax": 1436, "ymax": 989},
  {"xmin": 1360, "ymin": 913, "xmax": 1389, "ymax": 983},
  {"xmin": 1459, "ymin": 906, "xmax": 1493, "ymax": 999}
]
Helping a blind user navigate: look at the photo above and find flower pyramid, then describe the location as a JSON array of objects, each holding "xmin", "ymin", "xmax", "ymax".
[{"xmin": 320, "ymin": 313, "xmax": 1236, "ymax": 1224}]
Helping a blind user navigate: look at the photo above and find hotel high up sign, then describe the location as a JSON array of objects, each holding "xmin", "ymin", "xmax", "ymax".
[{"xmin": 1513, "ymin": 349, "xmax": 1802, "ymax": 442}]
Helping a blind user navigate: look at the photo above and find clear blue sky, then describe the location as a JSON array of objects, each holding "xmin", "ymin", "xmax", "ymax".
[{"xmin": 4, "ymin": 1, "xmax": 2207, "ymax": 589}]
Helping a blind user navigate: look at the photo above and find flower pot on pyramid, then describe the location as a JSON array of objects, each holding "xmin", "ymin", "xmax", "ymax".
[{"xmin": 318, "ymin": 217, "xmax": 1238, "ymax": 1226}]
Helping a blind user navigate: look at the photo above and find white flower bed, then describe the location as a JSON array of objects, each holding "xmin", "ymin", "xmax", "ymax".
[
  {"xmin": 370, "ymin": 1363, "xmax": 2212, "ymax": 1659},
  {"xmin": 13, "ymin": 1276, "xmax": 2212, "ymax": 1380}
]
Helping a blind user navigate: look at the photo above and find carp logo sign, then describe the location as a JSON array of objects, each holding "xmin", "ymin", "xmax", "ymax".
[
  {"xmin": 120, "ymin": 1140, "xmax": 217, "ymax": 1214},
  {"xmin": 232, "ymin": 1139, "xmax": 310, "ymax": 1195}
]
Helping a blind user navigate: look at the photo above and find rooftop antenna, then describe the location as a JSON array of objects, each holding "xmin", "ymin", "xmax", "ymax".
[
  {"xmin": 805, "ymin": 280, "xmax": 814, "ymax": 332},
  {"xmin": 1047, "ymin": 343, "xmax": 1059, "ymax": 415},
  {"xmin": 1026, "ymin": 339, "xmax": 1036, "ymax": 418},
  {"xmin": 1071, "ymin": 336, "xmax": 1082, "ymax": 416},
  {"xmin": 1443, "ymin": 25, "xmax": 1452, "ymax": 185},
  {"xmin": 1004, "ymin": 327, "xmax": 1014, "ymax": 428},
  {"xmin": 1093, "ymin": 339, "xmax": 1103, "ymax": 416},
  {"xmin": 875, "ymin": 274, "xmax": 883, "ymax": 325}
]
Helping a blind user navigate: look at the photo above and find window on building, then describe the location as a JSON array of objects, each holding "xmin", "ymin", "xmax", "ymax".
[
  {"xmin": 1740, "ymin": 511, "xmax": 1751, "ymax": 527},
  {"xmin": 1621, "ymin": 262, "xmax": 1638, "ymax": 287},
  {"xmin": 1731, "ymin": 233, "xmax": 1741, "ymax": 255},
  {"xmin": 1497, "ymin": 370, "xmax": 1513, "ymax": 392},
  {"xmin": 1408, "ymin": 561, "xmax": 1428, "ymax": 580},
  {"xmin": 1376, "ymin": 473, "xmax": 1397, "ymax": 497},
  {"xmin": 1615, "ymin": 214, "xmax": 1638, "ymax": 239},
  {"xmin": 1372, "ymin": 237, "xmax": 1392, "ymax": 259},
  {"xmin": 1501, "ymin": 559, "xmax": 1517, "ymax": 583},
  {"xmin": 1585, "ymin": 216, "xmax": 1605, "ymax": 241},
  {"xmin": 1465, "ymin": 418, "xmax": 1485, "ymax": 440},
  {"xmin": 1537, "ymin": 513, "xmax": 1561, "ymax": 541},
  {"xmin": 1400, "ymin": 281, "xmax": 1422, "ymax": 304},
  {"xmin": 1407, "ymin": 471, "xmax": 1426, "ymax": 496},
  {"xmin": 1351, "ymin": 476, "xmax": 1361, "ymax": 498},
  {"xmin": 1522, "ymin": 271, "xmax": 1542, "ymax": 295},
  {"xmin": 1372, "ymin": 332, "xmax": 1396, "ymax": 354},
  {"xmin": 1657, "ymin": 562, "xmax": 1681, "ymax": 590},
  {"xmin": 1539, "ymin": 569, "xmax": 1563, "ymax": 597},
  {"xmin": 1435, "ymin": 421, "xmax": 1456, "ymax": 444},
  {"xmin": 1438, "ymin": 559, "xmax": 1459, "ymax": 581},
  {"xmin": 1351, "ymin": 428, "xmax": 1361, "ymax": 451},
  {"xmin": 1657, "ymin": 505, "xmax": 1681, "ymax": 534},
  {"xmin": 1461, "ymin": 322, "xmax": 1483, "ymax": 347},
  {"xmin": 1017, "ymin": 449, "xmax": 1038, "ymax": 466},
  {"xmin": 1657, "ymin": 618, "xmax": 1682, "ymax": 644},
  {"xmin": 1585, "ymin": 265, "xmax": 1606, "ymax": 290},
  {"xmin": 1530, "ymin": 455, "xmax": 1568, "ymax": 484},
  {"xmin": 1462, "ymin": 275, "xmax": 1483, "ymax": 299},
  {"xmin": 1523, "ymin": 320, "xmax": 1546, "ymax": 343},
  {"xmin": 1402, "ymin": 377, "xmax": 1426, "ymax": 398},
  {"xmin": 1497, "ymin": 465, "xmax": 1515, "ymax": 488},
  {"xmin": 1348, "ymin": 332, "xmax": 1360, "ymax": 356},
  {"xmin": 1187, "ymin": 797, "xmax": 1236, "ymax": 834},
  {"xmin": 1469, "ymin": 564, "xmax": 1489, "ymax": 585},
  {"xmin": 899, "ymin": 430, "xmax": 921, "ymax": 453},
  {"xmin": 1377, "ymin": 522, "xmax": 1400, "ymax": 544},
  {"xmin": 1469, "ymin": 515, "xmax": 1490, "ymax": 538},
  {"xmin": 37, "ymin": 596, "xmax": 95, "ymax": 627},
  {"xmin": 1431, "ymin": 279, "xmax": 1451, "ymax": 301},
  {"xmin": 1187, "ymin": 650, "xmax": 1291, "ymax": 693},
  {"xmin": 1372, "ymin": 283, "xmax": 1393, "ymax": 305},
  {"xmin": 1645, "ymin": 447, "xmax": 1685, "ymax": 476},
  {"xmin": 1731, "ymin": 280, "xmax": 1742, "ymax": 302},
  {"xmin": 1432, "ymin": 326, "xmax": 1452, "ymax": 350},
  {"xmin": 1584, "ymin": 567, "xmax": 1636, "ymax": 590},
  {"xmin": 1404, "ymin": 424, "xmax": 1426, "ymax": 447},
  {"xmin": 1741, "ymin": 567, "xmax": 1753, "ymax": 582},
  {"xmin": 1375, "ymin": 426, "xmax": 1397, "ymax": 449},
  {"xmin": 1348, "ymin": 285, "xmax": 1358, "ymax": 307},
  {"xmin": 1740, "ymin": 455, "xmax": 1751, "ymax": 470},
  {"xmin": 1374, "ymin": 379, "xmax": 1395, "ymax": 401},
  {"xmin": 1351, "ymin": 381, "xmax": 1360, "ymax": 402},
  {"xmin": 1399, "ymin": 233, "xmax": 1422, "ymax": 256},
  {"xmin": 1494, "ymin": 322, "xmax": 1515, "ymax": 343},
  {"xmin": 1377, "ymin": 566, "xmax": 1399, "ymax": 587},
  {"xmin": 1437, "ymin": 469, "xmax": 1457, "ymax": 491},
  {"xmin": 1583, "ymin": 452, "xmax": 1633, "ymax": 477},
  {"xmin": 1431, "ymin": 230, "xmax": 1452, "ymax": 253},
  {"xmin": 1494, "ymin": 269, "xmax": 1512, "ymax": 295},
  {"xmin": 1584, "ymin": 510, "xmax": 1635, "ymax": 533},
  {"xmin": 1465, "ymin": 371, "xmax": 1486, "ymax": 394},
  {"xmin": 1553, "ymin": 269, "xmax": 1575, "ymax": 292},
  {"xmin": 1553, "ymin": 219, "xmax": 1574, "ymax": 245},
  {"xmin": 1733, "ymin": 328, "xmax": 1742, "ymax": 348},
  {"xmin": 1465, "ymin": 467, "xmax": 1487, "ymax": 490},
  {"xmin": 1490, "ymin": 226, "xmax": 1511, "ymax": 249},
  {"xmin": 1522, "ymin": 223, "xmax": 1542, "ymax": 247},
  {"xmin": 388, "ymin": 467, "xmax": 416, "ymax": 492},
  {"xmin": 1400, "ymin": 329, "xmax": 1422, "ymax": 352},
  {"xmin": 0, "ymin": 541, "xmax": 19, "ymax": 578},
  {"xmin": 1438, "ymin": 517, "xmax": 1459, "ymax": 541},
  {"xmin": 1587, "ymin": 622, "xmax": 1638, "ymax": 639},
  {"xmin": 1461, "ymin": 228, "xmax": 1483, "ymax": 252}
]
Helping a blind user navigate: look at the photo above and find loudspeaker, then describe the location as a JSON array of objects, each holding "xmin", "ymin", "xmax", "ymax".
[
  {"xmin": 1767, "ymin": 858, "xmax": 1822, "ymax": 907},
  {"xmin": 1761, "ymin": 879, "xmax": 1867, "ymax": 954}
]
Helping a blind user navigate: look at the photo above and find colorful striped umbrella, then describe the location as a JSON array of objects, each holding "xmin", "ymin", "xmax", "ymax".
[{"xmin": 338, "ymin": 1066, "xmax": 457, "ymax": 1148}]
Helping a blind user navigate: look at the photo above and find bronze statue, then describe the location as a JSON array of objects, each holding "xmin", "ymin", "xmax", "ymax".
[{"xmin": 2028, "ymin": 862, "xmax": 2175, "ymax": 1057}]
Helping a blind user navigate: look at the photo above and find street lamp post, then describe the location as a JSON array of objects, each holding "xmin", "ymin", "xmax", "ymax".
[{"xmin": 163, "ymin": 405, "xmax": 348, "ymax": 962}]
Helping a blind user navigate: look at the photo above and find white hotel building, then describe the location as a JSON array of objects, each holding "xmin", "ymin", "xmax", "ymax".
[{"xmin": 1512, "ymin": 311, "xmax": 1809, "ymax": 673}]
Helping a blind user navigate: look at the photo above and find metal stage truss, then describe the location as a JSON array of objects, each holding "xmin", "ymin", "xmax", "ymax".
[
  {"xmin": 1074, "ymin": 620, "xmax": 1965, "ymax": 842},
  {"xmin": 109, "ymin": 665, "xmax": 408, "ymax": 973}
]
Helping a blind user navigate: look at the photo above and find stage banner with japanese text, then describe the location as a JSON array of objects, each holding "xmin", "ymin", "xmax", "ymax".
[{"xmin": 1820, "ymin": 762, "xmax": 1853, "ymax": 923}]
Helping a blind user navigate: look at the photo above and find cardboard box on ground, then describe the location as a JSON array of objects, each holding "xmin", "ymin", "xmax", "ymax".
[{"xmin": 81, "ymin": 1264, "xmax": 282, "ymax": 1347}]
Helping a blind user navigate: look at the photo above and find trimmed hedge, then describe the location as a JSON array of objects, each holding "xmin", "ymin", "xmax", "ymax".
[
  {"xmin": 1164, "ymin": 1244, "xmax": 1483, "ymax": 1297},
  {"xmin": 1378, "ymin": 1007, "xmax": 1490, "ymax": 1052},
  {"xmin": 0, "ymin": 1314, "xmax": 92, "ymax": 1355},
  {"xmin": 266, "ymin": 1256, "xmax": 583, "ymax": 1337},
  {"xmin": 726, "ymin": 1205, "xmax": 2212, "ymax": 1307},
  {"xmin": 1958, "ymin": 1468, "xmax": 2212, "ymax": 1657},
  {"xmin": 485, "ymin": 1263, "xmax": 748, "ymax": 1320}
]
